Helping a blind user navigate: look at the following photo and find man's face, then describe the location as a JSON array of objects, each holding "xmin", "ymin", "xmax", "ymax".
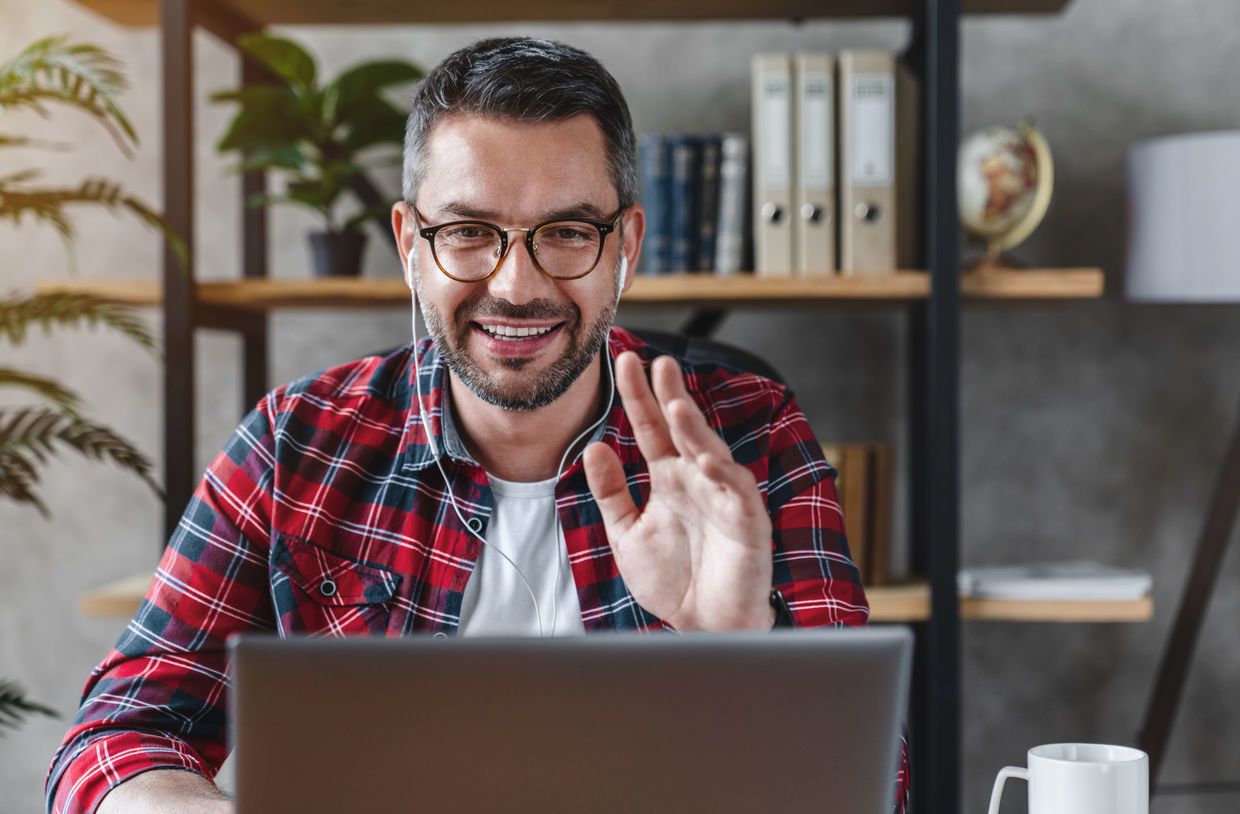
[{"xmin": 407, "ymin": 113, "xmax": 634, "ymax": 412}]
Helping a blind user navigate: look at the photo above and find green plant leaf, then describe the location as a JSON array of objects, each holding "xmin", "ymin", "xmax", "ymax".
[
  {"xmin": 237, "ymin": 33, "xmax": 316, "ymax": 90},
  {"xmin": 227, "ymin": 145, "xmax": 308, "ymax": 174},
  {"xmin": 0, "ymin": 368, "xmax": 83, "ymax": 416},
  {"xmin": 326, "ymin": 60, "xmax": 422, "ymax": 124},
  {"xmin": 338, "ymin": 96, "xmax": 407, "ymax": 154},
  {"xmin": 0, "ymin": 292, "xmax": 159, "ymax": 357},
  {"xmin": 0, "ymin": 177, "xmax": 188, "ymax": 272},
  {"xmin": 0, "ymin": 35, "xmax": 137, "ymax": 154},
  {"xmin": 342, "ymin": 201, "xmax": 390, "ymax": 234},
  {"xmin": 0, "ymin": 406, "xmax": 163, "ymax": 516},
  {"xmin": 0, "ymin": 680, "xmax": 57, "ymax": 734},
  {"xmin": 216, "ymin": 105, "xmax": 310, "ymax": 153}
]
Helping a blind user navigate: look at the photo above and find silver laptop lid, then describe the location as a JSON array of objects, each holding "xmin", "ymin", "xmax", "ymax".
[{"xmin": 230, "ymin": 627, "xmax": 911, "ymax": 814}]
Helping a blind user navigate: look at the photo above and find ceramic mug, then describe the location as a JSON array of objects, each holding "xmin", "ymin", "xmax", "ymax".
[{"xmin": 987, "ymin": 743, "xmax": 1149, "ymax": 814}]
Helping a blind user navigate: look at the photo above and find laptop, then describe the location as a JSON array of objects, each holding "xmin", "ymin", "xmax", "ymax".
[{"xmin": 229, "ymin": 628, "xmax": 912, "ymax": 814}]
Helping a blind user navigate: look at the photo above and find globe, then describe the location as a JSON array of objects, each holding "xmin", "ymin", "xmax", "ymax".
[{"xmin": 958, "ymin": 121, "xmax": 1054, "ymax": 265}]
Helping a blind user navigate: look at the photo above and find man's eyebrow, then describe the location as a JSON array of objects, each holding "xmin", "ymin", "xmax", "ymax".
[{"xmin": 430, "ymin": 201, "xmax": 612, "ymax": 223}]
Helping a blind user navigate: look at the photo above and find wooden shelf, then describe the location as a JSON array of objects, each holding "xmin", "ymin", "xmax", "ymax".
[
  {"xmin": 37, "ymin": 268, "xmax": 1104, "ymax": 310},
  {"xmin": 71, "ymin": 0, "xmax": 1074, "ymax": 28},
  {"xmin": 82, "ymin": 573, "xmax": 1150, "ymax": 623},
  {"xmin": 870, "ymin": 582, "xmax": 1154, "ymax": 623}
]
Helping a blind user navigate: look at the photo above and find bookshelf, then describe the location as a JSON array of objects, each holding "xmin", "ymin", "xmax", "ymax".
[
  {"xmin": 80, "ymin": 572, "xmax": 1152, "ymax": 624},
  {"xmin": 60, "ymin": 1, "xmax": 1109, "ymax": 812},
  {"xmin": 38, "ymin": 268, "xmax": 1104, "ymax": 308},
  {"xmin": 71, "ymin": 0, "xmax": 1072, "ymax": 27}
]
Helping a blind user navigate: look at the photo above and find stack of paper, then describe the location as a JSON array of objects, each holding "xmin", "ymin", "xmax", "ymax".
[{"xmin": 958, "ymin": 562, "xmax": 1153, "ymax": 601}]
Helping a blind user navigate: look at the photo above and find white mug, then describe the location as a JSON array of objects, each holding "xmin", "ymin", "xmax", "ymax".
[{"xmin": 987, "ymin": 743, "xmax": 1149, "ymax": 814}]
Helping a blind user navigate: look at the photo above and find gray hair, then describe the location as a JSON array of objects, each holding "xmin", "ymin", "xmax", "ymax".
[{"xmin": 402, "ymin": 37, "xmax": 638, "ymax": 209}]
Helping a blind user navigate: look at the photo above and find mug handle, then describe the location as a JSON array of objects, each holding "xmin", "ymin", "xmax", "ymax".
[{"xmin": 987, "ymin": 766, "xmax": 1030, "ymax": 814}]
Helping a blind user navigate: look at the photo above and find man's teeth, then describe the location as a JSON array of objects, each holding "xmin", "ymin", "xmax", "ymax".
[{"xmin": 479, "ymin": 324, "xmax": 556, "ymax": 339}]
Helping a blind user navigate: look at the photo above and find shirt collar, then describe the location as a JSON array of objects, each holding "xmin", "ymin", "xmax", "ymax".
[{"xmin": 399, "ymin": 332, "xmax": 621, "ymax": 474}]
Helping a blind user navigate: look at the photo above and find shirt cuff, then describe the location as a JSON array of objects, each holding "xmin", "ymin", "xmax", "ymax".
[{"xmin": 48, "ymin": 730, "xmax": 212, "ymax": 814}]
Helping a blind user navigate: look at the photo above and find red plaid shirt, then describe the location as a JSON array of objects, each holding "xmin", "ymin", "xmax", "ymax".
[{"xmin": 47, "ymin": 326, "xmax": 909, "ymax": 813}]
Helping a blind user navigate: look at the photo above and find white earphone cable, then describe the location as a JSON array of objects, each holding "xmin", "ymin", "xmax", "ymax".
[{"xmin": 405, "ymin": 242, "xmax": 625, "ymax": 639}]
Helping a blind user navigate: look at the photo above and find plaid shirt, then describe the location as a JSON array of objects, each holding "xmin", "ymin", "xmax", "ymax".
[{"xmin": 47, "ymin": 326, "xmax": 909, "ymax": 813}]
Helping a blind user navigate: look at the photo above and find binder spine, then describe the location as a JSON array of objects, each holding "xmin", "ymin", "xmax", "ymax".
[
  {"xmin": 794, "ymin": 52, "xmax": 837, "ymax": 276},
  {"xmin": 752, "ymin": 53, "xmax": 795, "ymax": 277}
]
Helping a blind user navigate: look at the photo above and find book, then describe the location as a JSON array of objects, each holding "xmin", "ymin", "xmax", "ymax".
[
  {"xmin": 866, "ymin": 443, "xmax": 894, "ymax": 585},
  {"xmin": 668, "ymin": 134, "xmax": 702, "ymax": 272},
  {"xmin": 714, "ymin": 132, "xmax": 749, "ymax": 275},
  {"xmin": 696, "ymin": 134, "xmax": 723, "ymax": 272},
  {"xmin": 637, "ymin": 133, "xmax": 672, "ymax": 275},
  {"xmin": 957, "ymin": 562, "xmax": 1153, "ymax": 601}
]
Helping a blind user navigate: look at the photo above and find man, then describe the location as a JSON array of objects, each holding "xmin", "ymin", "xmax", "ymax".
[{"xmin": 47, "ymin": 37, "xmax": 908, "ymax": 813}]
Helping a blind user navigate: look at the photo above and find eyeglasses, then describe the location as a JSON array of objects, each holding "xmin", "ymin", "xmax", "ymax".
[{"xmin": 413, "ymin": 205, "xmax": 623, "ymax": 283}]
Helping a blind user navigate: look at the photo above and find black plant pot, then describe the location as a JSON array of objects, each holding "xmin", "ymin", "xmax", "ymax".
[{"xmin": 308, "ymin": 230, "xmax": 367, "ymax": 277}]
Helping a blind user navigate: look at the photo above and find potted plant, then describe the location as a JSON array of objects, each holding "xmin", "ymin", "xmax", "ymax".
[
  {"xmin": 1, "ymin": 35, "xmax": 174, "ymax": 727},
  {"xmin": 212, "ymin": 33, "xmax": 423, "ymax": 277}
]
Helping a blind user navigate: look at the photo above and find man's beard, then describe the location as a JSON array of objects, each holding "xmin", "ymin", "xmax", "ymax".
[{"xmin": 415, "ymin": 262, "xmax": 617, "ymax": 413}]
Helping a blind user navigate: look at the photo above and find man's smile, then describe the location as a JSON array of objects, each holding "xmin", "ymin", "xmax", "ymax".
[{"xmin": 468, "ymin": 319, "xmax": 568, "ymax": 358}]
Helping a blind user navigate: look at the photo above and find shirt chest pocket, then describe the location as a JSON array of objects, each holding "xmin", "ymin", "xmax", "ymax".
[{"xmin": 270, "ymin": 533, "xmax": 402, "ymax": 637}]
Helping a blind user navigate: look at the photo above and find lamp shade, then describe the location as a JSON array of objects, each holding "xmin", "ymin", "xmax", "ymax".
[{"xmin": 1126, "ymin": 130, "xmax": 1240, "ymax": 302}]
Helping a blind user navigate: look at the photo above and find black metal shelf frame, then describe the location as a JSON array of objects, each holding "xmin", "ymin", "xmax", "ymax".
[{"xmin": 157, "ymin": 1, "xmax": 963, "ymax": 811}]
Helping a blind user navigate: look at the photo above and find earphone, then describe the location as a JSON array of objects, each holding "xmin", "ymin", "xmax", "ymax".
[{"xmin": 404, "ymin": 228, "xmax": 624, "ymax": 637}]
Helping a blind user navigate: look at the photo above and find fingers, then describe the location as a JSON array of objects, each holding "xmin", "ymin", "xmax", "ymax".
[
  {"xmin": 653, "ymin": 356, "xmax": 733, "ymax": 461},
  {"xmin": 583, "ymin": 441, "xmax": 640, "ymax": 540},
  {"xmin": 614, "ymin": 351, "xmax": 676, "ymax": 461}
]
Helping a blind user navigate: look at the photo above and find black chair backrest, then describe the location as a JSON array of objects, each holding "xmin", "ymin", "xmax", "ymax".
[{"xmin": 627, "ymin": 327, "xmax": 785, "ymax": 385}]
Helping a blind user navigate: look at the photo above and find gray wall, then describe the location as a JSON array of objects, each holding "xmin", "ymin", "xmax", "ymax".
[{"xmin": 2, "ymin": 0, "xmax": 1238, "ymax": 811}]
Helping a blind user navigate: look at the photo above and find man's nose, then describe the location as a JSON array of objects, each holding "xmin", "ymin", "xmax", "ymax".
[{"xmin": 487, "ymin": 231, "xmax": 553, "ymax": 305}]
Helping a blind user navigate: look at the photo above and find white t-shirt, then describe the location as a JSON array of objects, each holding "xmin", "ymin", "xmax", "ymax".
[{"xmin": 457, "ymin": 473, "xmax": 585, "ymax": 637}]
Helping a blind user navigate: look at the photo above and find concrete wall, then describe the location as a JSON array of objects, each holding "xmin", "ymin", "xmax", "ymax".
[{"xmin": 2, "ymin": 0, "xmax": 1238, "ymax": 811}]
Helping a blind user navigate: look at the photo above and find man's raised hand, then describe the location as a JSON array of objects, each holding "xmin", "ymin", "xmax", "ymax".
[{"xmin": 582, "ymin": 351, "xmax": 774, "ymax": 631}]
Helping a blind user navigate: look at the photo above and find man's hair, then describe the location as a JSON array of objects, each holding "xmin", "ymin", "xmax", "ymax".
[{"xmin": 402, "ymin": 37, "xmax": 637, "ymax": 209}]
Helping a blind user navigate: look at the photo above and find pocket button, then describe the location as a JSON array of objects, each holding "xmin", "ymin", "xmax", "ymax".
[{"xmin": 318, "ymin": 578, "xmax": 338, "ymax": 598}]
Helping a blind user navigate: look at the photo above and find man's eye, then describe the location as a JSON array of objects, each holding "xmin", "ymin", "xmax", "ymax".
[
  {"xmin": 548, "ymin": 227, "xmax": 591, "ymax": 242},
  {"xmin": 441, "ymin": 225, "xmax": 492, "ymax": 242}
]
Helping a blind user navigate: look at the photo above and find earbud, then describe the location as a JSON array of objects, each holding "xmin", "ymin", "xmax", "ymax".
[{"xmin": 617, "ymin": 255, "xmax": 628, "ymax": 297}]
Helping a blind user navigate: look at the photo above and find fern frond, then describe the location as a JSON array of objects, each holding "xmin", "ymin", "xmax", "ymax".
[
  {"xmin": 0, "ymin": 367, "xmax": 83, "ymax": 416},
  {"xmin": 0, "ymin": 292, "xmax": 158, "ymax": 356},
  {"xmin": 0, "ymin": 178, "xmax": 187, "ymax": 270},
  {"xmin": 0, "ymin": 36, "xmax": 135, "ymax": 153},
  {"xmin": 0, "ymin": 406, "xmax": 163, "ymax": 516},
  {"xmin": 0, "ymin": 680, "xmax": 57, "ymax": 733}
]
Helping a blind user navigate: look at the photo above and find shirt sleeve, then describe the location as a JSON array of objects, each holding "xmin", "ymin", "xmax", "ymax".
[
  {"xmin": 764, "ymin": 390, "xmax": 911, "ymax": 814},
  {"xmin": 45, "ymin": 401, "xmax": 279, "ymax": 814}
]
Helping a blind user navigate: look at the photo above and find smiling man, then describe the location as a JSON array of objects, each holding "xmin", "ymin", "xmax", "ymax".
[{"xmin": 47, "ymin": 38, "xmax": 907, "ymax": 814}]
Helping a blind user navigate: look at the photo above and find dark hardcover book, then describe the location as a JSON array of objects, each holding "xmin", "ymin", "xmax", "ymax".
[
  {"xmin": 637, "ymin": 133, "xmax": 672, "ymax": 275},
  {"xmin": 695, "ymin": 135, "xmax": 723, "ymax": 273},
  {"xmin": 668, "ymin": 134, "xmax": 702, "ymax": 273}
]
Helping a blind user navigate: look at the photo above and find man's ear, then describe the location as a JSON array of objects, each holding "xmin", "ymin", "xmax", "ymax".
[
  {"xmin": 391, "ymin": 201, "xmax": 416, "ymax": 289},
  {"xmin": 619, "ymin": 205, "xmax": 646, "ymax": 294}
]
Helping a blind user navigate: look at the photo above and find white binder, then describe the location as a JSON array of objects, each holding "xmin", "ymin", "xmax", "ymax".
[
  {"xmin": 793, "ymin": 52, "xmax": 836, "ymax": 276},
  {"xmin": 839, "ymin": 50, "xmax": 897, "ymax": 275},
  {"xmin": 751, "ymin": 53, "xmax": 795, "ymax": 277}
]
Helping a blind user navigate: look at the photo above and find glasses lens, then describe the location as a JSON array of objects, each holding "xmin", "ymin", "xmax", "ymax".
[
  {"xmin": 533, "ymin": 221, "xmax": 604, "ymax": 279},
  {"xmin": 432, "ymin": 223, "xmax": 503, "ymax": 281}
]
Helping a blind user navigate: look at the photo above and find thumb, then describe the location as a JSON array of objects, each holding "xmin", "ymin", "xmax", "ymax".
[{"xmin": 583, "ymin": 441, "xmax": 639, "ymax": 544}]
